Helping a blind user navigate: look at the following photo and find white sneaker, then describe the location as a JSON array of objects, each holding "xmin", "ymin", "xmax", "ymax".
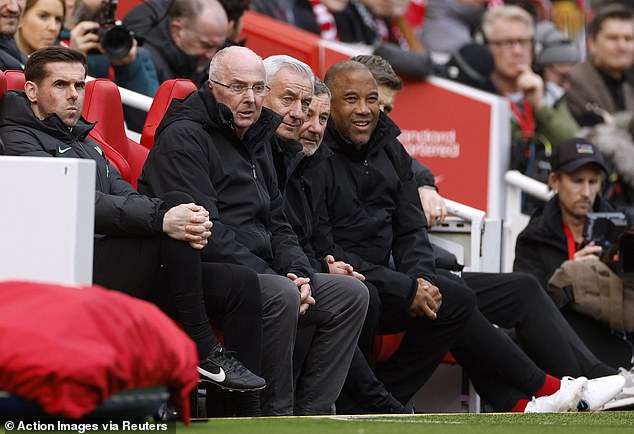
[
  {"xmin": 600, "ymin": 394, "xmax": 634, "ymax": 410},
  {"xmin": 578, "ymin": 375, "xmax": 625, "ymax": 411},
  {"xmin": 618, "ymin": 366, "xmax": 634, "ymax": 394},
  {"xmin": 525, "ymin": 376, "xmax": 587, "ymax": 413},
  {"xmin": 598, "ymin": 368, "xmax": 634, "ymax": 410}
]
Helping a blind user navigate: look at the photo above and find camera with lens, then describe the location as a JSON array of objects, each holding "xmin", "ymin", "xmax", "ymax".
[
  {"xmin": 584, "ymin": 212, "xmax": 634, "ymax": 277},
  {"xmin": 96, "ymin": 0, "xmax": 134, "ymax": 60}
]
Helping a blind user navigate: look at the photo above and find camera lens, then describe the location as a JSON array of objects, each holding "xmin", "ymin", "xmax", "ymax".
[{"xmin": 101, "ymin": 25, "xmax": 134, "ymax": 60}]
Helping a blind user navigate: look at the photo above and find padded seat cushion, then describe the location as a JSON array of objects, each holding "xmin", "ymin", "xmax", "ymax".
[{"xmin": 0, "ymin": 281, "xmax": 198, "ymax": 422}]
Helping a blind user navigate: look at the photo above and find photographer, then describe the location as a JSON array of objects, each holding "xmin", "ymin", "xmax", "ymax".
[
  {"xmin": 514, "ymin": 137, "xmax": 634, "ymax": 369},
  {"xmin": 61, "ymin": 0, "xmax": 159, "ymax": 129}
]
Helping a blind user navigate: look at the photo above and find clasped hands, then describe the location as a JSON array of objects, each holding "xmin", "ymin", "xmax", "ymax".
[{"xmin": 163, "ymin": 203, "xmax": 213, "ymax": 249}]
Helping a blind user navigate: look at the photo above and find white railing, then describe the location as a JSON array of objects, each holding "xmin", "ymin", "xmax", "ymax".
[
  {"xmin": 502, "ymin": 170, "xmax": 553, "ymax": 272},
  {"xmin": 118, "ymin": 86, "xmax": 153, "ymax": 112},
  {"xmin": 431, "ymin": 198, "xmax": 501, "ymax": 273}
]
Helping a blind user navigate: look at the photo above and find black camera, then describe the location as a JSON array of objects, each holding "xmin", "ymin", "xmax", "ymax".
[
  {"xmin": 584, "ymin": 212, "xmax": 634, "ymax": 276},
  {"xmin": 97, "ymin": 0, "xmax": 134, "ymax": 60}
]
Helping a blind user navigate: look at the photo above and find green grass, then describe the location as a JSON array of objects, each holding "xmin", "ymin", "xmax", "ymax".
[
  {"xmin": 3, "ymin": 412, "xmax": 633, "ymax": 434},
  {"xmin": 184, "ymin": 412, "xmax": 634, "ymax": 434}
]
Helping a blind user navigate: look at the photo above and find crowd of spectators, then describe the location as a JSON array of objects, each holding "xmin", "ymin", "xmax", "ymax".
[{"xmin": 1, "ymin": 0, "xmax": 634, "ymax": 420}]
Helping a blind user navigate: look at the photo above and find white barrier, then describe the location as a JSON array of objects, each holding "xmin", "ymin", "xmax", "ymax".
[
  {"xmin": 432, "ymin": 198, "xmax": 501, "ymax": 273},
  {"xmin": 0, "ymin": 156, "xmax": 95, "ymax": 285}
]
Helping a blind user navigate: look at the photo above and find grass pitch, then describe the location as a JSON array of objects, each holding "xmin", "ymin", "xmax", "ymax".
[{"xmin": 187, "ymin": 412, "xmax": 634, "ymax": 434}]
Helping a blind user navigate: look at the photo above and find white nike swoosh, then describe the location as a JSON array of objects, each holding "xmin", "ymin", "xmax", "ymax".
[
  {"xmin": 198, "ymin": 366, "xmax": 226, "ymax": 383},
  {"xmin": 58, "ymin": 147, "xmax": 72, "ymax": 154}
]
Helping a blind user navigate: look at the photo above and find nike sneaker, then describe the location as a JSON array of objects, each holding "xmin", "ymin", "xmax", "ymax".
[
  {"xmin": 198, "ymin": 344, "xmax": 266, "ymax": 392},
  {"xmin": 524, "ymin": 376, "xmax": 587, "ymax": 413},
  {"xmin": 577, "ymin": 375, "xmax": 625, "ymax": 411}
]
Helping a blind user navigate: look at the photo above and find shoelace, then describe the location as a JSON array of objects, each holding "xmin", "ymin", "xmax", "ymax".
[{"xmin": 213, "ymin": 347, "xmax": 249, "ymax": 375}]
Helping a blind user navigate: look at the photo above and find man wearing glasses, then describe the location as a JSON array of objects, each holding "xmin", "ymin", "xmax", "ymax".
[
  {"xmin": 139, "ymin": 46, "xmax": 368, "ymax": 416},
  {"xmin": 479, "ymin": 5, "xmax": 580, "ymax": 211},
  {"xmin": 481, "ymin": 5, "xmax": 579, "ymax": 151}
]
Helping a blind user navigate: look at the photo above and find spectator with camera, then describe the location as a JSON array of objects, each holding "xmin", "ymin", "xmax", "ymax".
[
  {"xmin": 514, "ymin": 137, "xmax": 634, "ymax": 371},
  {"xmin": 62, "ymin": 0, "xmax": 159, "ymax": 97},
  {"xmin": 0, "ymin": 0, "xmax": 28, "ymax": 70},
  {"xmin": 123, "ymin": 0, "xmax": 228, "ymax": 86}
]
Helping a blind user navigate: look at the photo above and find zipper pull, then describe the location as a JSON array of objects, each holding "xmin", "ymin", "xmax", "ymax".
[{"xmin": 252, "ymin": 164, "xmax": 257, "ymax": 179}]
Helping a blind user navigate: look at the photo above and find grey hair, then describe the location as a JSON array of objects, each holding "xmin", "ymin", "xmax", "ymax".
[
  {"xmin": 313, "ymin": 77, "xmax": 331, "ymax": 99},
  {"xmin": 208, "ymin": 46, "xmax": 262, "ymax": 81},
  {"xmin": 263, "ymin": 55, "xmax": 315, "ymax": 87},
  {"xmin": 481, "ymin": 5, "xmax": 534, "ymax": 40}
]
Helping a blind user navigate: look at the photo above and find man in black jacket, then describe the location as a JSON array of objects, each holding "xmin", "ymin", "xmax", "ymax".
[
  {"xmin": 514, "ymin": 137, "xmax": 634, "ymax": 369},
  {"xmin": 0, "ymin": 46, "xmax": 265, "ymax": 401},
  {"xmin": 319, "ymin": 59, "xmax": 628, "ymax": 412},
  {"xmin": 0, "ymin": 0, "xmax": 28, "ymax": 70},
  {"xmin": 124, "ymin": 0, "xmax": 228, "ymax": 85},
  {"xmin": 139, "ymin": 46, "xmax": 368, "ymax": 416}
]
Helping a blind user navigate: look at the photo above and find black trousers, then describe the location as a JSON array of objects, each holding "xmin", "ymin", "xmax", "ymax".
[
  {"xmin": 93, "ymin": 236, "xmax": 262, "ymax": 371},
  {"xmin": 450, "ymin": 271, "xmax": 614, "ymax": 411},
  {"xmin": 464, "ymin": 271, "xmax": 615, "ymax": 380},
  {"xmin": 375, "ymin": 271, "xmax": 548, "ymax": 412},
  {"xmin": 374, "ymin": 273, "xmax": 476, "ymax": 404},
  {"xmin": 93, "ymin": 191, "xmax": 216, "ymax": 359}
]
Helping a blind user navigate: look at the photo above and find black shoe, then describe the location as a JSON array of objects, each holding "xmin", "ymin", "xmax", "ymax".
[{"xmin": 198, "ymin": 345, "xmax": 266, "ymax": 392}]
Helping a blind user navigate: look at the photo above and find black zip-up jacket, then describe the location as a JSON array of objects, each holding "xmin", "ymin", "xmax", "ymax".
[
  {"xmin": 277, "ymin": 137, "xmax": 335, "ymax": 273},
  {"xmin": 0, "ymin": 35, "xmax": 27, "ymax": 71},
  {"xmin": 123, "ymin": 0, "xmax": 199, "ymax": 83},
  {"xmin": 514, "ymin": 194, "xmax": 613, "ymax": 288},
  {"xmin": 0, "ymin": 91, "xmax": 166, "ymax": 237},
  {"xmin": 138, "ymin": 85, "xmax": 314, "ymax": 278},
  {"xmin": 316, "ymin": 112, "xmax": 437, "ymax": 312}
]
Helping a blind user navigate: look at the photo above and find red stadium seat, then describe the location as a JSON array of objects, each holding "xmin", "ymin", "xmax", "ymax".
[
  {"xmin": 82, "ymin": 79, "xmax": 148, "ymax": 188},
  {"xmin": 373, "ymin": 332, "xmax": 456, "ymax": 364},
  {"xmin": 3, "ymin": 70, "xmax": 25, "ymax": 91},
  {"xmin": 140, "ymin": 79, "xmax": 197, "ymax": 150},
  {"xmin": 0, "ymin": 72, "xmax": 131, "ymax": 180},
  {"xmin": 0, "ymin": 70, "xmax": 6, "ymax": 100}
]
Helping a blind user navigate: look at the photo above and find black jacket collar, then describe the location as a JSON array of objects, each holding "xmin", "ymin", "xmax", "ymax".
[{"xmin": 0, "ymin": 90, "xmax": 95, "ymax": 145}]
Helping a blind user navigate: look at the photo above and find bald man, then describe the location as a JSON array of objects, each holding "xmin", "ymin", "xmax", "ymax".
[{"xmin": 125, "ymin": 0, "xmax": 228, "ymax": 84}]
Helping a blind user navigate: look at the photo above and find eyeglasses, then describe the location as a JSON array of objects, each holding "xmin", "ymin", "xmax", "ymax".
[
  {"xmin": 488, "ymin": 38, "xmax": 533, "ymax": 50},
  {"xmin": 210, "ymin": 79, "xmax": 269, "ymax": 96}
]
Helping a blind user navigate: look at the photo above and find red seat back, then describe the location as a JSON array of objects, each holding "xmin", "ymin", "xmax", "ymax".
[
  {"xmin": 4, "ymin": 70, "xmax": 25, "ymax": 91},
  {"xmin": 140, "ymin": 79, "xmax": 197, "ymax": 150},
  {"xmin": 0, "ymin": 70, "xmax": 6, "ymax": 101},
  {"xmin": 83, "ymin": 79, "xmax": 148, "ymax": 188}
]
